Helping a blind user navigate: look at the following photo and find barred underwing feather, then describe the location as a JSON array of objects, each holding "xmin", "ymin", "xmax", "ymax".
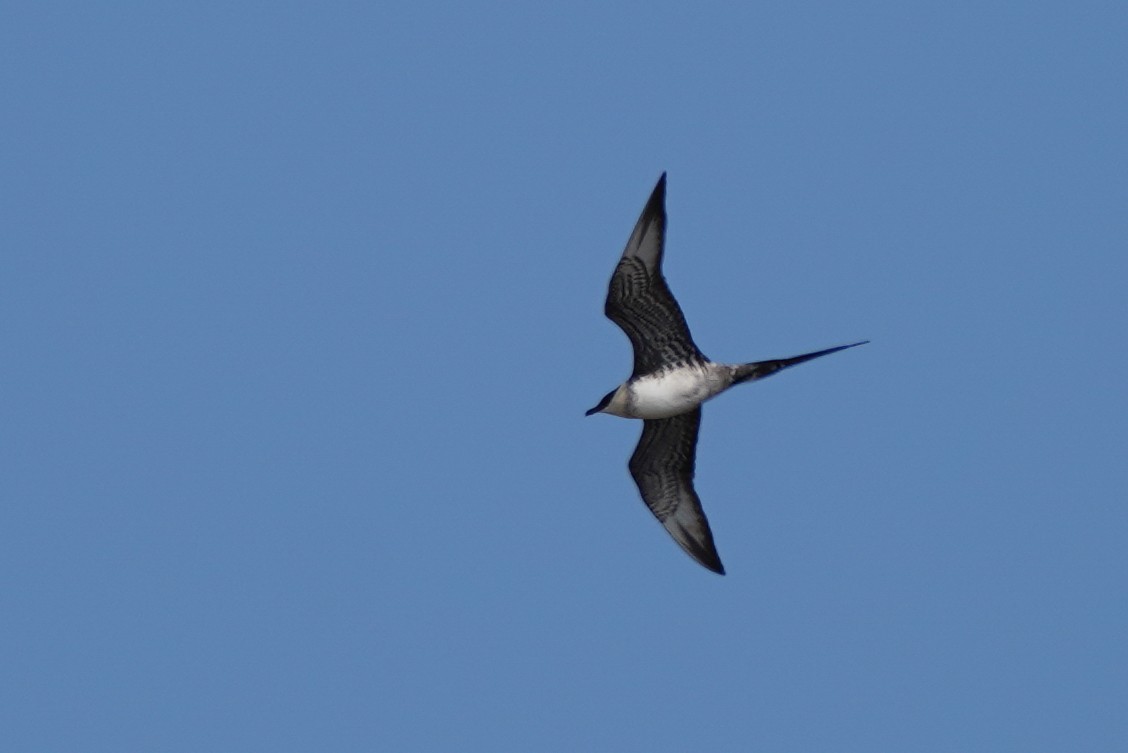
[
  {"xmin": 628, "ymin": 408, "xmax": 724, "ymax": 574},
  {"xmin": 604, "ymin": 173, "xmax": 707, "ymax": 377}
]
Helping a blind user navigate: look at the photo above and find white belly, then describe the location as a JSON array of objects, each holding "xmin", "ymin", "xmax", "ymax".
[{"xmin": 628, "ymin": 367, "xmax": 725, "ymax": 419}]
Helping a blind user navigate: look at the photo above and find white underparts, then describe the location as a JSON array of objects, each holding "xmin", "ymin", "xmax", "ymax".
[{"xmin": 607, "ymin": 364, "xmax": 733, "ymax": 419}]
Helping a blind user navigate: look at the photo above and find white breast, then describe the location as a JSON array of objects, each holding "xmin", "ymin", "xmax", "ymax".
[{"xmin": 627, "ymin": 366, "xmax": 725, "ymax": 419}]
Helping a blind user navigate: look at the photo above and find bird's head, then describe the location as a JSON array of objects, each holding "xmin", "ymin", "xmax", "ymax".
[{"xmin": 585, "ymin": 387, "xmax": 622, "ymax": 416}]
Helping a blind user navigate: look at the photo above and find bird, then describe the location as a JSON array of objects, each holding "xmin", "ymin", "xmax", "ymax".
[{"xmin": 586, "ymin": 173, "xmax": 866, "ymax": 575}]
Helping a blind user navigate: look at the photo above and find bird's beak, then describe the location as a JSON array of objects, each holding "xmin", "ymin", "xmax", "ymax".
[{"xmin": 586, "ymin": 389, "xmax": 616, "ymax": 416}]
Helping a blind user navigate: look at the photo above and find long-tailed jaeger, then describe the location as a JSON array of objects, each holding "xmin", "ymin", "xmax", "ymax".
[{"xmin": 586, "ymin": 173, "xmax": 866, "ymax": 575}]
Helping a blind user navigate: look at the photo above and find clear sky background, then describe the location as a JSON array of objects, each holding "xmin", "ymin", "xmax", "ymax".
[{"xmin": 3, "ymin": 2, "xmax": 1126, "ymax": 751}]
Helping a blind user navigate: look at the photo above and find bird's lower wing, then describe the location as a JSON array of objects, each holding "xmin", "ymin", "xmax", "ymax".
[{"xmin": 628, "ymin": 408, "xmax": 724, "ymax": 574}]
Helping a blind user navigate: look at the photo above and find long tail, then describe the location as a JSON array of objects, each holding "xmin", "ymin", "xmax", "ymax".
[{"xmin": 732, "ymin": 341, "xmax": 868, "ymax": 385}]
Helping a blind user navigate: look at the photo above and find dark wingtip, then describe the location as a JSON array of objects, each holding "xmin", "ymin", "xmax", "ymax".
[
  {"xmin": 687, "ymin": 547, "xmax": 725, "ymax": 575},
  {"xmin": 646, "ymin": 172, "xmax": 667, "ymax": 209},
  {"xmin": 680, "ymin": 530, "xmax": 726, "ymax": 575},
  {"xmin": 693, "ymin": 541, "xmax": 725, "ymax": 575},
  {"xmin": 672, "ymin": 535, "xmax": 725, "ymax": 574}
]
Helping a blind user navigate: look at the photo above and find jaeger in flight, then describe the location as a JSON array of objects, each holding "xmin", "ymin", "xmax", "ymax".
[{"xmin": 587, "ymin": 173, "xmax": 865, "ymax": 574}]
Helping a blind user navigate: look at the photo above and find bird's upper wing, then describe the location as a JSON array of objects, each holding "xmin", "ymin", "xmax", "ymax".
[
  {"xmin": 605, "ymin": 173, "xmax": 707, "ymax": 377},
  {"xmin": 628, "ymin": 407, "xmax": 724, "ymax": 574}
]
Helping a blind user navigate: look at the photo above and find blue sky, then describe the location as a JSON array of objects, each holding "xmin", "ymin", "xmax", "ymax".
[{"xmin": 3, "ymin": 2, "xmax": 1126, "ymax": 751}]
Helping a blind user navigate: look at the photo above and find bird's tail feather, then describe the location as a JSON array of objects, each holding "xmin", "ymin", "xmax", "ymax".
[{"xmin": 732, "ymin": 341, "xmax": 868, "ymax": 385}]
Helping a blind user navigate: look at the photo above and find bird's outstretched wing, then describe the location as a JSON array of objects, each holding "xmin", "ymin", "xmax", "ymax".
[
  {"xmin": 605, "ymin": 173, "xmax": 707, "ymax": 378},
  {"xmin": 628, "ymin": 407, "xmax": 724, "ymax": 574}
]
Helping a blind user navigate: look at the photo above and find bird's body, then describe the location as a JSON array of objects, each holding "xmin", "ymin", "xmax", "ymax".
[
  {"xmin": 587, "ymin": 173, "xmax": 865, "ymax": 575},
  {"xmin": 594, "ymin": 362, "xmax": 732, "ymax": 419}
]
